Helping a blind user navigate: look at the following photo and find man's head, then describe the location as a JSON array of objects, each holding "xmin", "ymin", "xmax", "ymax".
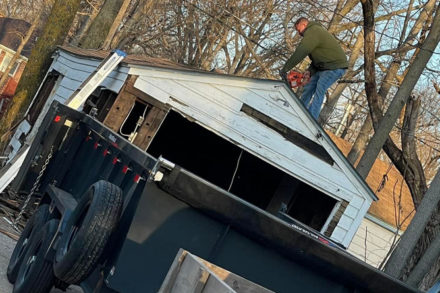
[{"xmin": 295, "ymin": 17, "xmax": 309, "ymax": 36}]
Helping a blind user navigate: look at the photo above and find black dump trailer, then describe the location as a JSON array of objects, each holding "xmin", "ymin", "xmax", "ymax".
[{"xmin": 6, "ymin": 101, "xmax": 417, "ymax": 293}]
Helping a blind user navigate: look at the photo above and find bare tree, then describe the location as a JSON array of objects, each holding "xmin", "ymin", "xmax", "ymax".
[
  {"xmin": 357, "ymin": 1, "xmax": 440, "ymax": 289},
  {"xmin": 346, "ymin": 0, "xmax": 437, "ymax": 165}
]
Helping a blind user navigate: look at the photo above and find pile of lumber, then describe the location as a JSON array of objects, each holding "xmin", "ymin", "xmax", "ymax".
[{"xmin": 0, "ymin": 188, "xmax": 32, "ymax": 239}]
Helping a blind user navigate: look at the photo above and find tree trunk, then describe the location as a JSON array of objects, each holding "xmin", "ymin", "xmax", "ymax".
[
  {"xmin": 406, "ymin": 230, "xmax": 440, "ymax": 288},
  {"xmin": 0, "ymin": 0, "xmax": 82, "ymax": 144},
  {"xmin": 384, "ymin": 170, "xmax": 440, "ymax": 279},
  {"xmin": 69, "ymin": 7, "xmax": 100, "ymax": 46},
  {"xmin": 360, "ymin": 0, "xmax": 381, "ymax": 129},
  {"xmin": 356, "ymin": 3, "xmax": 440, "ymax": 179},
  {"xmin": 110, "ymin": 0, "xmax": 156, "ymax": 49},
  {"xmin": 79, "ymin": 0, "xmax": 125, "ymax": 49},
  {"xmin": 102, "ymin": 0, "xmax": 131, "ymax": 50},
  {"xmin": 347, "ymin": 116, "xmax": 372, "ymax": 165}
]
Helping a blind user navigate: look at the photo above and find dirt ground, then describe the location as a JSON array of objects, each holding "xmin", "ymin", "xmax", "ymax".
[{"xmin": 0, "ymin": 217, "xmax": 82, "ymax": 293}]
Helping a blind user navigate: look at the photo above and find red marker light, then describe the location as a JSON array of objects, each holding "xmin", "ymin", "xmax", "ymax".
[
  {"xmin": 103, "ymin": 149, "xmax": 109, "ymax": 156},
  {"xmin": 112, "ymin": 157, "xmax": 119, "ymax": 165},
  {"xmin": 122, "ymin": 165, "xmax": 129, "ymax": 174},
  {"xmin": 54, "ymin": 115, "xmax": 61, "ymax": 123},
  {"xmin": 94, "ymin": 142, "xmax": 99, "ymax": 149},
  {"xmin": 134, "ymin": 174, "xmax": 141, "ymax": 183},
  {"xmin": 318, "ymin": 237, "xmax": 329, "ymax": 245}
]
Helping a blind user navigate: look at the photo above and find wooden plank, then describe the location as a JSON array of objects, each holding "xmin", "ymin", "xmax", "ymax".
[
  {"xmin": 160, "ymin": 249, "xmax": 273, "ymax": 293},
  {"xmin": 171, "ymin": 255, "xmax": 211, "ymax": 293},
  {"xmin": 103, "ymin": 88, "xmax": 136, "ymax": 133},
  {"xmin": 325, "ymin": 200, "xmax": 349, "ymax": 237},
  {"xmin": 198, "ymin": 259, "xmax": 274, "ymax": 293},
  {"xmin": 159, "ymin": 249, "xmax": 188, "ymax": 293},
  {"xmin": 203, "ymin": 276, "xmax": 236, "ymax": 293},
  {"xmin": 133, "ymin": 106, "xmax": 168, "ymax": 150}
]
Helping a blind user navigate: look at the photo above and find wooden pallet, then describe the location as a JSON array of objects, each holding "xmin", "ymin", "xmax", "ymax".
[{"xmin": 159, "ymin": 249, "xmax": 274, "ymax": 293}]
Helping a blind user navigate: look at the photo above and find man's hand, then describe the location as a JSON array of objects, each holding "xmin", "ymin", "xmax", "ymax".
[
  {"xmin": 302, "ymin": 71, "xmax": 311, "ymax": 85},
  {"xmin": 279, "ymin": 70, "xmax": 288, "ymax": 83}
]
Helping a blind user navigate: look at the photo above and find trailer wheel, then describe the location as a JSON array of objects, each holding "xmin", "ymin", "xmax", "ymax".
[
  {"xmin": 54, "ymin": 180, "xmax": 122, "ymax": 284},
  {"xmin": 13, "ymin": 219, "xmax": 59, "ymax": 293},
  {"xmin": 7, "ymin": 204, "xmax": 51, "ymax": 283}
]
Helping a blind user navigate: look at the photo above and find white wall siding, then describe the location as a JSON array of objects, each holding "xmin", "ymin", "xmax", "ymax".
[
  {"xmin": 130, "ymin": 67, "xmax": 375, "ymax": 245},
  {"xmin": 348, "ymin": 217, "xmax": 400, "ymax": 267},
  {"xmin": 132, "ymin": 71, "xmax": 361, "ymax": 204},
  {"xmin": 341, "ymin": 198, "xmax": 371, "ymax": 247},
  {"xmin": 8, "ymin": 49, "xmax": 130, "ymax": 156},
  {"xmin": 51, "ymin": 51, "xmax": 129, "ymax": 96}
]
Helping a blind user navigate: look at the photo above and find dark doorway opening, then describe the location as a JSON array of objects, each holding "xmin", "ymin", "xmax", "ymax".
[
  {"xmin": 147, "ymin": 110, "xmax": 337, "ymax": 230},
  {"xmin": 117, "ymin": 100, "xmax": 149, "ymax": 140}
]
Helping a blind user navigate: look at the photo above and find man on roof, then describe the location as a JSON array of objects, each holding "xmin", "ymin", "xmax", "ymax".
[{"xmin": 281, "ymin": 17, "xmax": 348, "ymax": 120}]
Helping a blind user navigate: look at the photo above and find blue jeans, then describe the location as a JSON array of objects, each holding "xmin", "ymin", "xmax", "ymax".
[{"xmin": 301, "ymin": 68, "xmax": 346, "ymax": 119}]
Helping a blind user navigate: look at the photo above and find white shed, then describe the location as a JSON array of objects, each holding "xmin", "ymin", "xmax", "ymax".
[{"xmin": 15, "ymin": 46, "xmax": 378, "ymax": 247}]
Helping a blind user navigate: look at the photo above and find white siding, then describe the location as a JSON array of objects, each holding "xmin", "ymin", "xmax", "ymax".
[
  {"xmin": 132, "ymin": 70, "xmax": 360, "ymax": 201},
  {"xmin": 50, "ymin": 50, "xmax": 129, "ymax": 101},
  {"xmin": 8, "ymin": 49, "xmax": 130, "ymax": 155},
  {"xmin": 129, "ymin": 67, "xmax": 375, "ymax": 245},
  {"xmin": 348, "ymin": 217, "xmax": 400, "ymax": 268}
]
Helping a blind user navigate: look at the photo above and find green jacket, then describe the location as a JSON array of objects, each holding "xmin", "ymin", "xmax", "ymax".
[{"xmin": 282, "ymin": 21, "xmax": 348, "ymax": 75}]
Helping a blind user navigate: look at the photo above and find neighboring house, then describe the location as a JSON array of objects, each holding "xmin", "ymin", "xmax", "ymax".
[
  {"xmin": 328, "ymin": 132, "xmax": 415, "ymax": 268},
  {"xmin": 0, "ymin": 17, "xmax": 38, "ymax": 114},
  {"xmin": 7, "ymin": 45, "xmax": 379, "ymax": 248}
]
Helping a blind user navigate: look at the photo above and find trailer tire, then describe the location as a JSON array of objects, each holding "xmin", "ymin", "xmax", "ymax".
[
  {"xmin": 7, "ymin": 204, "xmax": 51, "ymax": 283},
  {"xmin": 13, "ymin": 219, "xmax": 59, "ymax": 293},
  {"xmin": 54, "ymin": 180, "xmax": 122, "ymax": 284}
]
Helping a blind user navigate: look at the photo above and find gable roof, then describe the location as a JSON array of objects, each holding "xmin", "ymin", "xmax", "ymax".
[
  {"xmin": 327, "ymin": 132, "xmax": 415, "ymax": 230},
  {"xmin": 58, "ymin": 45, "xmax": 196, "ymax": 71},
  {"xmin": 0, "ymin": 17, "xmax": 38, "ymax": 57}
]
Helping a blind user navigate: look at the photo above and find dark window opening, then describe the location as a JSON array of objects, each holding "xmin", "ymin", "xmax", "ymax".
[
  {"xmin": 287, "ymin": 184, "xmax": 337, "ymax": 231},
  {"xmin": 241, "ymin": 104, "xmax": 334, "ymax": 165},
  {"xmin": 117, "ymin": 100, "xmax": 150, "ymax": 140},
  {"xmin": 147, "ymin": 110, "xmax": 337, "ymax": 230},
  {"xmin": 28, "ymin": 72, "xmax": 60, "ymax": 124},
  {"xmin": 83, "ymin": 88, "xmax": 118, "ymax": 122}
]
